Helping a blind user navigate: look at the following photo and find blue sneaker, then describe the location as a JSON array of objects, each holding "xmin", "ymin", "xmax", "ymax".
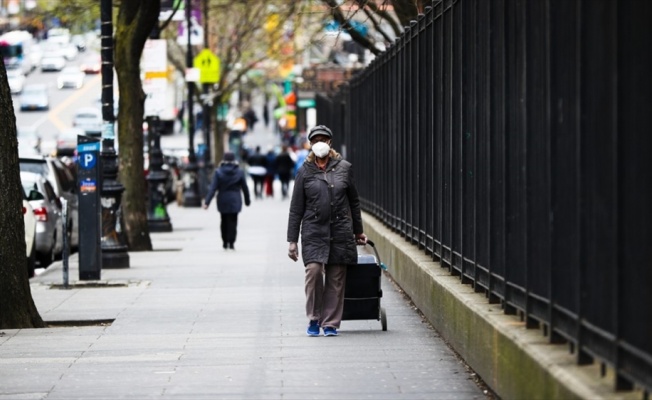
[
  {"xmin": 323, "ymin": 327, "xmax": 339, "ymax": 336},
  {"xmin": 306, "ymin": 320, "xmax": 320, "ymax": 336}
]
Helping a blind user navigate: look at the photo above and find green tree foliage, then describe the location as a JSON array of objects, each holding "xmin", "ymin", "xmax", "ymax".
[{"xmin": 34, "ymin": 0, "xmax": 99, "ymax": 32}]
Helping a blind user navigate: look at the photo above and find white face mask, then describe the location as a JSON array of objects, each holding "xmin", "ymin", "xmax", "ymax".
[{"xmin": 311, "ymin": 141, "xmax": 330, "ymax": 158}]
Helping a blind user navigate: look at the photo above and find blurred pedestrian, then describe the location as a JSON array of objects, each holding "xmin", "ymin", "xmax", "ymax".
[
  {"xmin": 275, "ymin": 145, "xmax": 295, "ymax": 199},
  {"xmin": 287, "ymin": 125, "xmax": 367, "ymax": 337},
  {"xmin": 244, "ymin": 108, "xmax": 258, "ymax": 132},
  {"xmin": 203, "ymin": 152, "xmax": 251, "ymax": 250},
  {"xmin": 247, "ymin": 146, "xmax": 267, "ymax": 199},
  {"xmin": 264, "ymin": 147, "xmax": 277, "ymax": 198},
  {"xmin": 294, "ymin": 141, "xmax": 310, "ymax": 177},
  {"xmin": 263, "ymin": 101, "xmax": 270, "ymax": 127}
]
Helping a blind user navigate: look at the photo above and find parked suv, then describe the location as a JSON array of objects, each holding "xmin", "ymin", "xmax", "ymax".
[{"xmin": 19, "ymin": 156, "xmax": 79, "ymax": 249}]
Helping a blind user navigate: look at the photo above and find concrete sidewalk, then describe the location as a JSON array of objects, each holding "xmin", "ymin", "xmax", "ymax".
[{"xmin": 0, "ymin": 191, "xmax": 487, "ymax": 399}]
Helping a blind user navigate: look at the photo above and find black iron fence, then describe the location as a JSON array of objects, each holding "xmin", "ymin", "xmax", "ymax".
[{"xmin": 318, "ymin": 0, "xmax": 651, "ymax": 394}]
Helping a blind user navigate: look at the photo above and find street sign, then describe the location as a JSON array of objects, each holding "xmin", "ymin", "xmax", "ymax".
[
  {"xmin": 193, "ymin": 49, "xmax": 220, "ymax": 84},
  {"xmin": 79, "ymin": 152, "xmax": 97, "ymax": 170}
]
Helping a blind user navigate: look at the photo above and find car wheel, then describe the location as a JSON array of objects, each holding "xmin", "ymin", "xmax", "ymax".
[{"xmin": 27, "ymin": 241, "xmax": 36, "ymax": 278}]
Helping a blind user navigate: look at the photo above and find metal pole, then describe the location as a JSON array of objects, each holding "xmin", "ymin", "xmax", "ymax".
[
  {"xmin": 182, "ymin": 0, "xmax": 201, "ymax": 207},
  {"xmin": 203, "ymin": 0, "xmax": 212, "ymax": 166},
  {"xmin": 61, "ymin": 198, "xmax": 69, "ymax": 289},
  {"xmin": 100, "ymin": 0, "xmax": 130, "ymax": 268},
  {"xmin": 200, "ymin": 0, "xmax": 213, "ymax": 197}
]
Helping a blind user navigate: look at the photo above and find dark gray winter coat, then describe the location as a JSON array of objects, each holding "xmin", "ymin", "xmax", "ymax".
[
  {"xmin": 287, "ymin": 150, "xmax": 363, "ymax": 266},
  {"xmin": 205, "ymin": 162, "xmax": 251, "ymax": 214}
]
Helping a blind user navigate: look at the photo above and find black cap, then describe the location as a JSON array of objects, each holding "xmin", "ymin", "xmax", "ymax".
[
  {"xmin": 223, "ymin": 152, "xmax": 235, "ymax": 161},
  {"xmin": 308, "ymin": 125, "xmax": 333, "ymax": 141}
]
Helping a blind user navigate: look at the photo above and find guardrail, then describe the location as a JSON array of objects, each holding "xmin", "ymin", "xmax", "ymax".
[{"xmin": 318, "ymin": 0, "xmax": 652, "ymax": 394}]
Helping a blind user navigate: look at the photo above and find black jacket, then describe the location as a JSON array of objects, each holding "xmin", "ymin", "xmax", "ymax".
[
  {"xmin": 205, "ymin": 162, "xmax": 251, "ymax": 214},
  {"xmin": 287, "ymin": 151, "xmax": 363, "ymax": 266}
]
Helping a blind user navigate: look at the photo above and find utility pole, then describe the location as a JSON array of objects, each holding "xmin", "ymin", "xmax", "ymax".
[
  {"xmin": 99, "ymin": 0, "xmax": 130, "ymax": 268},
  {"xmin": 182, "ymin": 0, "xmax": 201, "ymax": 207},
  {"xmin": 201, "ymin": 0, "xmax": 213, "ymax": 194}
]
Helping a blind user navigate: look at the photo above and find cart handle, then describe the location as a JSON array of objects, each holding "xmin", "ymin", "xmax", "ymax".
[{"xmin": 364, "ymin": 240, "xmax": 387, "ymax": 270}]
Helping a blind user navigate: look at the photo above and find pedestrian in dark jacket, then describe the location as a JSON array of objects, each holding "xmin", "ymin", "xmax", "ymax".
[
  {"xmin": 247, "ymin": 146, "xmax": 267, "ymax": 199},
  {"xmin": 287, "ymin": 125, "xmax": 367, "ymax": 337},
  {"xmin": 275, "ymin": 145, "xmax": 295, "ymax": 199},
  {"xmin": 203, "ymin": 152, "xmax": 251, "ymax": 250},
  {"xmin": 264, "ymin": 147, "xmax": 277, "ymax": 198}
]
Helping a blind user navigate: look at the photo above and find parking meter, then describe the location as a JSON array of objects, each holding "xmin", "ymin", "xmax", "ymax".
[{"xmin": 77, "ymin": 135, "xmax": 102, "ymax": 280}]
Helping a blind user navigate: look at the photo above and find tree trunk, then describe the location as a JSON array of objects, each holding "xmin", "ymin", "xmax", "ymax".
[
  {"xmin": 0, "ymin": 62, "xmax": 45, "ymax": 329},
  {"xmin": 211, "ymin": 104, "xmax": 226, "ymax": 164},
  {"xmin": 114, "ymin": 0, "xmax": 160, "ymax": 251}
]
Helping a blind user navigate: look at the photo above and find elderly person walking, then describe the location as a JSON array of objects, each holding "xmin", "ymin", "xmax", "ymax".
[
  {"xmin": 287, "ymin": 125, "xmax": 367, "ymax": 337},
  {"xmin": 203, "ymin": 151, "xmax": 251, "ymax": 250}
]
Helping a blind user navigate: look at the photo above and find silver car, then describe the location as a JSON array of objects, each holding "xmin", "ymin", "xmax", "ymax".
[
  {"xmin": 19, "ymin": 84, "xmax": 50, "ymax": 111},
  {"xmin": 19, "ymin": 156, "xmax": 79, "ymax": 250},
  {"xmin": 21, "ymin": 171, "xmax": 64, "ymax": 268},
  {"xmin": 72, "ymin": 107, "xmax": 102, "ymax": 135}
]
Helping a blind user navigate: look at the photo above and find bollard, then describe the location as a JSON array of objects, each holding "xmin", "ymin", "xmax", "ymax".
[
  {"xmin": 146, "ymin": 116, "xmax": 173, "ymax": 232},
  {"xmin": 61, "ymin": 198, "xmax": 69, "ymax": 289}
]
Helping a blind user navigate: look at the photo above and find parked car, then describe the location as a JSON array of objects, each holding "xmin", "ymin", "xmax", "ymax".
[
  {"xmin": 7, "ymin": 68, "xmax": 25, "ymax": 94},
  {"xmin": 72, "ymin": 107, "xmax": 102, "ymax": 135},
  {"xmin": 19, "ymin": 156, "xmax": 79, "ymax": 249},
  {"xmin": 55, "ymin": 127, "xmax": 84, "ymax": 157},
  {"xmin": 40, "ymin": 54, "xmax": 66, "ymax": 72},
  {"xmin": 71, "ymin": 35, "xmax": 86, "ymax": 52},
  {"xmin": 17, "ymin": 126, "xmax": 42, "ymax": 155},
  {"xmin": 21, "ymin": 171, "xmax": 64, "ymax": 268},
  {"xmin": 80, "ymin": 55, "xmax": 101, "ymax": 74},
  {"xmin": 57, "ymin": 66, "xmax": 85, "ymax": 89},
  {"xmin": 61, "ymin": 43, "xmax": 78, "ymax": 61},
  {"xmin": 19, "ymin": 84, "xmax": 49, "ymax": 111},
  {"xmin": 22, "ymin": 186, "xmax": 37, "ymax": 278}
]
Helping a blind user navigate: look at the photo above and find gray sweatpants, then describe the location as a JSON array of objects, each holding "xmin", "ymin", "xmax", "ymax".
[{"xmin": 304, "ymin": 263, "xmax": 347, "ymax": 329}]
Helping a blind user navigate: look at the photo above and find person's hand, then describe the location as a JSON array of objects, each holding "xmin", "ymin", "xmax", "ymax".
[
  {"xmin": 245, "ymin": 200, "xmax": 251, "ymax": 207},
  {"xmin": 202, "ymin": 202, "xmax": 208, "ymax": 210},
  {"xmin": 355, "ymin": 233, "xmax": 368, "ymax": 245},
  {"xmin": 288, "ymin": 242, "xmax": 299, "ymax": 261}
]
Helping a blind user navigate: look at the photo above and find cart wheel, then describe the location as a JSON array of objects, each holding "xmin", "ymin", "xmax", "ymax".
[{"xmin": 380, "ymin": 307, "xmax": 387, "ymax": 331}]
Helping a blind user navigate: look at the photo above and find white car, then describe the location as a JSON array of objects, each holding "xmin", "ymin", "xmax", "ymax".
[
  {"xmin": 7, "ymin": 68, "xmax": 25, "ymax": 94},
  {"xmin": 22, "ymin": 186, "xmax": 37, "ymax": 278},
  {"xmin": 19, "ymin": 84, "xmax": 49, "ymax": 111},
  {"xmin": 61, "ymin": 43, "xmax": 78, "ymax": 61},
  {"xmin": 72, "ymin": 107, "xmax": 102, "ymax": 135},
  {"xmin": 57, "ymin": 66, "xmax": 85, "ymax": 89},
  {"xmin": 21, "ymin": 171, "xmax": 64, "ymax": 268},
  {"xmin": 40, "ymin": 55, "xmax": 66, "ymax": 72}
]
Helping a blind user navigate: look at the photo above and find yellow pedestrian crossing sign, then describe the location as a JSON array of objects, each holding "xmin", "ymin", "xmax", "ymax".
[{"xmin": 193, "ymin": 49, "xmax": 220, "ymax": 84}]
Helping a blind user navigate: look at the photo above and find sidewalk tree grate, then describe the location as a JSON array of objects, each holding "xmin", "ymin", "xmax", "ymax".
[
  {"xmin": 46, "ymin": 319, "xmax": 114, "ymax": 328},
  {"xmin": 47, "ymin": 280, "xmax": 146, "ymax": 289}
]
